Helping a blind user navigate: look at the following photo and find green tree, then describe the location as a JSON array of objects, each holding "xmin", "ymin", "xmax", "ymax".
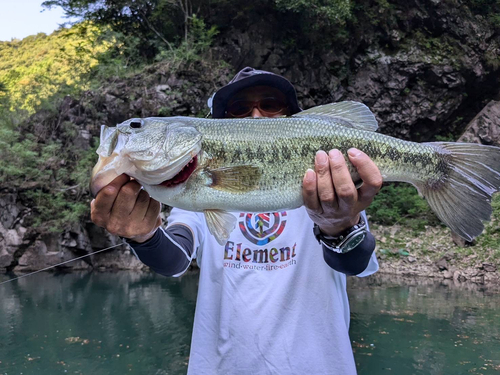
[
  {"xmin": 42, "ymin": 0, "xmax": 183, "ymax": 59},
  {"xmin": 0, "ymin": 23, "xmax": 110, "ymax": 114},
  {"xmin": 274, "ymin": 0, "xmax": 352, "ymax": 25}
]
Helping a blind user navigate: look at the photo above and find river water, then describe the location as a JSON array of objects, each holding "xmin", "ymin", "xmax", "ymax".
[{"xmin": 0, "ymin": 272, "xmax": 499, "ymax": 375}]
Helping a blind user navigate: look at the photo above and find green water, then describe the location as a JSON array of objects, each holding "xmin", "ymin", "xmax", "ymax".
[
  {"xmin": 349, "ymin": 275, "xmax": 500, "ymax": 374},
  {"xmin": 0, "ymin": 272, "xmax": 197, "ymax": 375},
  {"xmin": 1, "ymin": 272, "xmax": 499, "ymax": 375}
]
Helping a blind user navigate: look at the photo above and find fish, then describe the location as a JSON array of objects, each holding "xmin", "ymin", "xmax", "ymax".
[{"xmin": 90, "ymin": 101, "xmax": 500, "ymax": 245}]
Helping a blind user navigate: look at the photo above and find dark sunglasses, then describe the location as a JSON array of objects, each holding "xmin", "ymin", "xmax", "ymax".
[{"xmin": 226, "ymin": 97, "xmax": 288, "ymax": 118}]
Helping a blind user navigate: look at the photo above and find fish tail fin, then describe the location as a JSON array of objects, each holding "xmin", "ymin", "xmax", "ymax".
[{"xmin": 417, "ymin": 142, "xmax": 500, "ymax": 241}]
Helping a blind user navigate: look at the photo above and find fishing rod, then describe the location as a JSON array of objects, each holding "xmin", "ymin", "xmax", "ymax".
[{"xmin": 0, "ymin": 242, "xmax": 126, "ymax": 286}]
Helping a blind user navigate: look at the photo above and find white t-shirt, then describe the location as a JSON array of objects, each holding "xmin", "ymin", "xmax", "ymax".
[{"xmin": 168, "ymin": 206, "xmax": 378, "ymax": 375}]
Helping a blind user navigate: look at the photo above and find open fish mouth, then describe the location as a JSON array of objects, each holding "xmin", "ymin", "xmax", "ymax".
[{"xmin": 159, "ymin": 155, "xmax": 198, "ymax": 187}]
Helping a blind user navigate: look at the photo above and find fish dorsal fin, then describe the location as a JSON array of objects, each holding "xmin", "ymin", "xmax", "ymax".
[
  {"xmin": 203, "ymin": 165, "xmax": 262, "ymax": 192},
  {"xmin": 204, "ymin": 209, "xmax": 236, "ymax": 245},
  {"xmin": 295, "ymin": 101, "xmax": 378, "ymax": 132}
]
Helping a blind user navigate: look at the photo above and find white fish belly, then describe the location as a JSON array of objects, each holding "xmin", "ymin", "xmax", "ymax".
[{"xmin": 145, "ymin": 183, "xmax": 304, "ymax": 213}]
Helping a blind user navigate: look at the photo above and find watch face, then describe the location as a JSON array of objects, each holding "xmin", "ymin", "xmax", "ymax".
[{"xmin": 342, "ymin": 232, "xmax": 366, "ymax": 253}]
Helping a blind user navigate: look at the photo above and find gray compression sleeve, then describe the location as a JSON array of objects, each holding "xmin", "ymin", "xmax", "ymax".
[
  {"xmin": 321, "ymin": 232, "xmax": 376, "ymax": 276},
  {"xmin": 127, "ymin": 225, "xmax": 194, "ymax": 277},
  {"xmin": 320, "ymin": 211, "xmax": 376, "ymax": 276}
]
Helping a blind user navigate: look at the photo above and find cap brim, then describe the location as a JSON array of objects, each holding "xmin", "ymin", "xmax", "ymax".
[{"xmin": 211, "ymin": 74, "xmax": 301, "ymax": 118}]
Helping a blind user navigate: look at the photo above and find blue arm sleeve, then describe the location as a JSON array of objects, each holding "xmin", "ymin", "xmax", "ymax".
[
  {"xmin": 322, "ymin": 231, "xmax": 376, "ymax": 276},
  {"xmin": 127, "ymin": 225, "xmax": 195, "ymax": 277}
]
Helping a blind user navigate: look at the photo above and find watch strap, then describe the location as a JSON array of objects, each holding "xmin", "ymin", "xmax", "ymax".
[{"xmin": 313, "ymin": 217, "xmax": 367, "ymax": 254}]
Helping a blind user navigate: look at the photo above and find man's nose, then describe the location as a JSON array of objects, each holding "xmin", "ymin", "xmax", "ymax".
[{"xmin": 251, "ymin": 107, "xmax": 264, "ymax": 118}]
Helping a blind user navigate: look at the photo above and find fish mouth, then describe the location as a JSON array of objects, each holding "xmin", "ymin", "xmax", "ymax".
[{"xmin": 159, "ymin": 155, "xmax": 198, "ymax": 187}]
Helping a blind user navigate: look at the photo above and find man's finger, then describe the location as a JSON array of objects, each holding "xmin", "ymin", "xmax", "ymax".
[
  {"xmin": 130, "ymin": 190, "xmax": 153, "ymax": 221},
  {"xmin": 315, "ymin": 150, "xmax": 337, "ymax": 211},
  {"xmin": 348, "ymin": 148, "xmax": 383, "ymax": 205},
  {"xmin": 302, "ymin": 169, "xmax": 321, "ymax": 214},
  {"xmin": 93, "ymin": 174, "xmax": 131, "ymax": 216},
  {"xmin": 111, "ymin": 180, "xmax": 143, "ymax": 217},
  {"xmin": 328, "ymin": 149, "xmax": 357, "ymax": 207},
  {"xmin": 144, "ymin": 199, "xmax": 162, "ymax": 229}
]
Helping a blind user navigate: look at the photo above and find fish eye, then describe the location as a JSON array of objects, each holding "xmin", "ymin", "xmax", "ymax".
[{"xmin": 130, "ymin": 120, "xmax": 142, "ymax": 129}]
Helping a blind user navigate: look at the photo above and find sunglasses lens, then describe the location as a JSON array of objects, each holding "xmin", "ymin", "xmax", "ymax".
[
  {"xmin": 227, "ymin": 101, "xmax": 252, "ymax": 117},
  {"xmin": 259, "ymin": 98, "xmax": 287, "ymax": 114},
  {"xmin": 226, "ymin": 98, "xmax": 288, "ymax": 117}
]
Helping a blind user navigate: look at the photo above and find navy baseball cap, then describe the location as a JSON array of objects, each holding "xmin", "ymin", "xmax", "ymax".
[{"xmin": 208, "ymin": 67, "xmax": 301, "ymax": 118}]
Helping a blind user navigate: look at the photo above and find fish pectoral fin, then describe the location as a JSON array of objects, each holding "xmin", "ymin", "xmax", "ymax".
[
  {"xmin": 204, "ymin": 209, "xmax": 236, "ymax": 245},
  {"xmin": 97, "ymin": 125, "xmax": 119, "ymax": 157},
  {"xmin": 295, "ymin": 101, "xmax": 378, "ymax": 132},
  {"xmin": 205, "ymin": 165, "xmax": 262, "ymax": 192}
]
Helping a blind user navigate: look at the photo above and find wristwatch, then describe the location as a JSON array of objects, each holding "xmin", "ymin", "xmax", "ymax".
[{"xmin": 313, "ymin": 217, "xmax": 367, "ymax": 254}]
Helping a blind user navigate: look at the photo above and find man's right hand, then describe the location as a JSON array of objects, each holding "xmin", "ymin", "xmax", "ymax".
[{"xmin": 91, "ymin": 174, "xmax": 162, "ymax": 243}]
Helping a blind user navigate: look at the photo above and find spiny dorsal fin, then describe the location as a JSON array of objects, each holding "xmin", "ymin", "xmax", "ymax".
[
  {"xmin": 295, "ymin": 101, "xmax": 378, "ymax": 132},
  {"xmin": 203, "ymin": 165, "xmax": 262, "ymax": 192},
  {"xmin": 204, "ymin": 209, "xmax": 236, "ymax": 245}
]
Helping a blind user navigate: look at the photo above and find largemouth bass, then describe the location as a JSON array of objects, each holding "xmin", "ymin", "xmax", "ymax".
[{"xmin": 90, "ymin": 101, "xmax": 500, "ymax": 244}]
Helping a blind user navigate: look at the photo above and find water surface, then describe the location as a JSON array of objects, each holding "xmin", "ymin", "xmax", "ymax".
[
  {"xmin": 1, "ymin": 272, "xmax": 499, "ymax": 375},
  {"xmin": 0, "ymin": 272, "xmax": 197, "ymax": 375},
  {"xmin": 349, "ymin": 275, "xmax": 500, "ymax": 375}
]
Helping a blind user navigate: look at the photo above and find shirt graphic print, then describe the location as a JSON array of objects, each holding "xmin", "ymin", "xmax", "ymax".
[{"xmin": 224, "ymin": 212, "xmax": 297, "ymax": 272}]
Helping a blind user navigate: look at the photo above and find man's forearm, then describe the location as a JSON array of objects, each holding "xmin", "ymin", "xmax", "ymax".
[
  {"xmin": 322, "ymin": 232, "xmax": 376, "ymax": 276},
  {"xmin": 128, "ymin": 225, "xmax": 195, "ymax": 277}
]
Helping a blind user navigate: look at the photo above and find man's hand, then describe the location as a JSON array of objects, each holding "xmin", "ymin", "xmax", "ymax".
[
  {"xmin": 91, "ymin": 174, "xmax": 162, "ymax": 243},
  {"xmin": 302, "ymin": 148, "xmax": 382, "ymax": 237}
]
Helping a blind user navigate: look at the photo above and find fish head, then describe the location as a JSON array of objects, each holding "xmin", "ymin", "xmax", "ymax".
[{"xmin": 90, "ymin": 117, "xmax": 202, "ymax": 197}]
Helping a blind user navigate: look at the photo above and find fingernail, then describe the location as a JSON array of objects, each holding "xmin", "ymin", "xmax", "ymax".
[
  {"xmin": 304, "ymin": 169, "xmax": 315, "ymax": 182},
  {"xmin": 316, "ymin": 150, "xmax": 328, "ymax": 165},
  {"xmin": 348, "ymin": 148, "xmax": 362, "ymax": 157},
  {"xmin": 329, "ymin": 149, "xmax": 342, "ymax": 160}
]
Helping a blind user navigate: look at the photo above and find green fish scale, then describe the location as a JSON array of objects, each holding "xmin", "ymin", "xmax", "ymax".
[{"xmin": 183, "ymin": 117, "xmax": 445, "ymax": 211}]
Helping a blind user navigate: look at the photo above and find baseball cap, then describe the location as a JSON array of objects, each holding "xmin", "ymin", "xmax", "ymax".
[{"xmin": 208, "ymin": 67, "xmax": 301, "ymax": 118}]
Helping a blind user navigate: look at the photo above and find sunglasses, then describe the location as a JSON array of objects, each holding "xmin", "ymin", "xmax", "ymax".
[{"xmin": 226, "ymin": 97, "xmax": 289, "ymax": 118}]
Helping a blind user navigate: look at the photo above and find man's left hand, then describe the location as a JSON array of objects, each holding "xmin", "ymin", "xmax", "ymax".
[{"xmin": 302, "ymin": 148, "xmax": 382, "ymax": 237}]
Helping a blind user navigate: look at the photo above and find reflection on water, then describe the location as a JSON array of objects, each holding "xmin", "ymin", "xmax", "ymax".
[
  {"xmin": 348, "ymin": 275, "xmax": 500, "ymax": 375},
  {"xmin": 0, "ymin": 272, "xmax": 198, "ymax": 375},
  {"xmin": 0, "ymin": 272, "xmax": 499, "ymax": 375}
]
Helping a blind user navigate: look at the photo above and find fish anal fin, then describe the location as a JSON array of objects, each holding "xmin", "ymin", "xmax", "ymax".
[
  {"xmin": 296, "ymin": 101, "xmax": 378, "ymax": 132},
  {"xmin": 204, "ymin": 209, "xmax": 236, "ymax": 245},
  {"xmin": 205, "ymin": 165, "xmax": 262, "ymax": 192}
]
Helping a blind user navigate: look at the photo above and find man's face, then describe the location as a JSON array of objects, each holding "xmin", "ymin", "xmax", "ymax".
[{"xmin": 225, "ymin": 86, "xmax": 290, "ymax": 118}]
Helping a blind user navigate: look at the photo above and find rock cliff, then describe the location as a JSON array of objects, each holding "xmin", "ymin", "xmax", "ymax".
[{"xmin": 1, "ymin": 0, "xmax": 500, "ymax": 272}]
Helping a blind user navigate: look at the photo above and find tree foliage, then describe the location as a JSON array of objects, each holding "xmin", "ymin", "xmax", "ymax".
[
  {"xmin": 42, "ymin": 0, "xmax": 183, "ymax": 59},
  {"xmin": 0, "ymin": 23, "xmax": 110, "ymax": 232},
  {"xmin": 274, "ymin": 0, "xmax": 352, "ymax": 25},
  {"xmin": 0, "ymin": 122, "xmax": 98, "ymax": 231},
  {"xmin": 41, "ymin": 0, "xmax": 356, "ymax": 61},
  {"xmin": 0, "ymin": 23, "xmax": 110, "ymax": 114},
  {"xmin": 367, "ymin": 184, "xmax": 441, "ymax": 231},
  {"xmin": 154, "ymin": 14, "xmax": 219, "ymax": 69}
]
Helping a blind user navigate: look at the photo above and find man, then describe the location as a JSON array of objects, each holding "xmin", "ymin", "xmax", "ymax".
[{"xmin": 91, "ymin": 67, "xmax": 383, "ymax": 374}]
